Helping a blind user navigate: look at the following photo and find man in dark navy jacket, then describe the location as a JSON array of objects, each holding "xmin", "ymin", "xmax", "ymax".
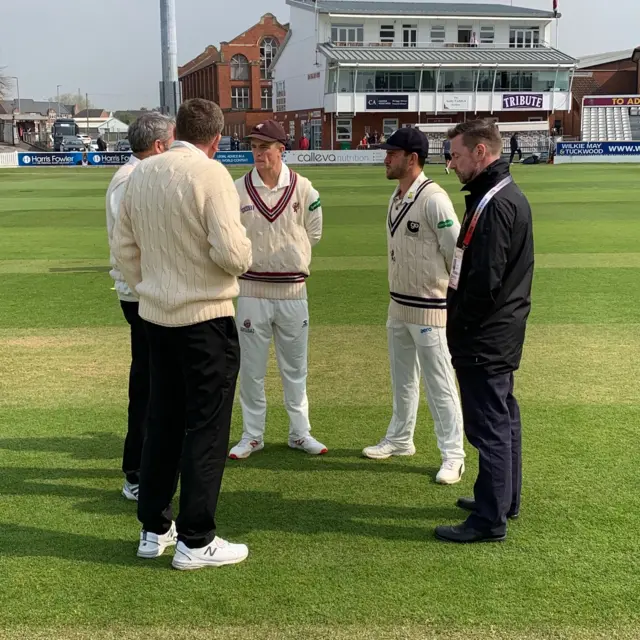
[{"xmin": 435, "ymin": 119, "xmax": 534, "ymax": 543}]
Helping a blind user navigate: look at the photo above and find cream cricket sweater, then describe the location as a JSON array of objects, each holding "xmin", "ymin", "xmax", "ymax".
[
  {"xmin": 387, "ymin": 173, "xmax": 461, "ymax": 327},
  {"xmin": 112, "ymin": 141, "xmax": 253, "ymax": 327},
  {"xmin": 235, "ymin": 164, "xmax": 322, "ymax": 300},
  {"xmin": 106, "ymin": 155, "xmax": 140, "ymax": 302}
]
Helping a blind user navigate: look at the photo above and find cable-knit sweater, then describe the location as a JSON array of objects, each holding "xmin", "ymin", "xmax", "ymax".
[
  {"xmin": 106, "ymin": 155, "xmax": 140, "ymax": 302},
  {"xmin": 234, "ymin": 164, "xmax": 322, "ymax": 300},
  {"xmin": 112, "ymin": 141, "xmax": 253, "ymax": 327},
  {"xmin": 387, "ymin": 173, "xmax": 460, "ymax": 327}
]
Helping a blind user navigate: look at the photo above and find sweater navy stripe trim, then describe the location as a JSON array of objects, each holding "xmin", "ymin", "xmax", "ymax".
[
  {"xmin": 390, "ymin": 292, "xmax": 447, "ymax": 304},
  {"xmin": 388, "ymin": 179, "xmax": 433, "ymax": 237},
  {"xmin": 240, "ymin": 273, "xmax": 307, "ymax": 283}
]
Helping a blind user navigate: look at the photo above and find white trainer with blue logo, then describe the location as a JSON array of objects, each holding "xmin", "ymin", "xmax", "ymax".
[{"xmin": 136, "ymin": 522, "xmax": 178, "ymax": 559}]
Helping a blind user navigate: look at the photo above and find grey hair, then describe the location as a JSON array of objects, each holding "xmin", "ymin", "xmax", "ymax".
[{"xmin": 128, "ymin": 113, "xmax": 174, "ymax": 154}]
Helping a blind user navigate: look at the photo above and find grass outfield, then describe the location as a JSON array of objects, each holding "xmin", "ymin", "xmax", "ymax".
[{"xmin": 0, "ymin": 163, "xmax": 639, "ymax": 640}]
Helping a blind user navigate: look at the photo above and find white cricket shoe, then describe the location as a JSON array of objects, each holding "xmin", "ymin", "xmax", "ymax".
[
  {"xmin": 172, "ymin": 537, "xmax": 249, "ymax": 571},
  {"xmin": 436, "ymin": 459, "xmax": 465, "ymax": 485},
  {"xmin": 122, "ymin": 481, "xmax": 139, "ymax": 502},
  {"xmin": 229, "ymin": 438, "xmax": 264, "ymax": 460},
  {"xmin": 362, "ymin": 438, "xmax": 416, "ymax": 460},
  {"xmin": 137, "ymin": 522, "xmax": 178, "ymax": 559},
  {"xmin": 288, "ymin": 435, "xmax": 328, "ymax": 455}
]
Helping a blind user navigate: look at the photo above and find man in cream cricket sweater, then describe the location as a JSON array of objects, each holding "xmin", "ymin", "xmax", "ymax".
[
  {"xmin": 228, "ymin": 120, "xmax": 327, "ymax": 459},
  {"xmin": 112, "ymin": 99, "xmax": 253, "ymax": 570},
  {"xmin": 362, "ymin": 128, "xmax": 466, "ymax": 485},
  {"xmin": 105, "ymin": 112, "xmax": 175, "ymax": 503}
]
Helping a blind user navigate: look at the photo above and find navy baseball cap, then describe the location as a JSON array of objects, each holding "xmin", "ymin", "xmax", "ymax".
[{"xmin": 381, "ymin": 128, "xmax": 429, "ymax": 157}]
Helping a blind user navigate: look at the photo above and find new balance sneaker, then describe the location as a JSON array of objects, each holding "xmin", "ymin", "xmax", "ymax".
[
  {"xmin": 137, "ymin": 522, "xmax": 178, "ymax": 559},
  {"xmin": 122, "ymin": 481, "xmax": 139, "ymax": 502},
  {"xmin": 288, "ymin": 435, "xmax": 328, "ymax": 455},
  {"xmin": 229, "ymin": 438, "xmax": 264, "ymax": 460},
  {"xmin": 362, "ymin": 438, "xmax": 416, "ymax": 460},
  {"xmin": 172, "ymin": 537, "xmax": 249, "ymax": 571},
  {"xmin": 436, "ymin": 459, "xmax": 465, "ymax": 485}
]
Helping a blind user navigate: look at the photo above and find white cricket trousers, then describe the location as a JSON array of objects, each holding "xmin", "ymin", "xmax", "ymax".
[
  {"xmin": 236, "ymin": 297, "xmax": 311, "ymax": 441},
  {"xmin": 386, "ymin": 317, "xmax": 465, "ymax": 462}
]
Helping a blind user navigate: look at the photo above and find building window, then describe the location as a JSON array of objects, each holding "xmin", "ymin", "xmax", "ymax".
[
  {"xmin": 289, "ymin": 120, "xmax": 295, "ymax": 138},
  {"xmin": 232, "ymin": 87, "xmax": 250, "ymax": 110},
  {"xmin": 380, "ymin": 24, "xmax": 395, "ymax": 45},
  {"xmin": 480, "ymin": 26, "xmax": 495, "ymax": 44},
  {"xmin": 260, "ymin": 37, "xmax": 279, "ymax": 80},
  {"xmin": 509, "ymin": 28, "xmax": 540, "ymax": 48},
  {"xmin": 230, "ymin": 54, "xmax": 249, "ymax": 81},
  {"xmin": 403, "ymin": 25, "xmax": 417, "ymax": 47},
  {"xmin": 261, "ymin": 86, "xmax": 273, "ymax": 110},
  {"xmin": 336, "ymin": 118, "xmax": 352, "ymax": 142},
  {"xmin": 430, "ymin": 25, "xmax": 446, "ymax": 44},
  {"xmin": 458, "ymin": 26, "xmax": 472, "ymax": 45},
  {"xmin": 331, "ymin": 24, "xmax": 364, "ymax": 46},
  {"xmin": 477, "ymin": 69, "xmax": 495, "ymax": 91},
  {"xmin": 494, "ymin": 69, "xmax": 568, "ymax": 92},
  {"xmin": 440, "ymin": 70, "xmax": 477, "ymax": 92},
  {"xmin": 383, "ymin": 119, "xmax": 398, "ymax": 138},
  {"xmin": 275, "ymin": 81, "xmax": 286, "ymax": 112}
]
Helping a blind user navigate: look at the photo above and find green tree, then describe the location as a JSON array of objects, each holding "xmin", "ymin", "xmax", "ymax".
[
  {"xmin": 0, "ymin": 70, "xmax": 11, "ymax": 101},
  {"xmin": 48, "ymin": 93, "xmax": 94, "ymax": 111}
]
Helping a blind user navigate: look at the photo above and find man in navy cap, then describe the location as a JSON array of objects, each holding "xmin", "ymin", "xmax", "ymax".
[{"xmin": 362, "ymin": 128, "xmax": 466, "ymax": 485}]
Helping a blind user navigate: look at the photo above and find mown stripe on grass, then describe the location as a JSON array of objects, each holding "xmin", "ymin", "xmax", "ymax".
[
  {"xmin": 1, "ymin": 625, "xmax": 640, "ymax": 640},
  {"xmin": 3, "ymin": 253, "xmax": 640, "ymax": 275},
  {"xmin": 1, "ymin": 324, "xmax": 638, "ymax": 409}
]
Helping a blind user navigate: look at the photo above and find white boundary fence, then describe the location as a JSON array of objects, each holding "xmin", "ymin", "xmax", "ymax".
[{"xmin": 0, "ymin": 152, "xmax": 18, "ymax": 167}]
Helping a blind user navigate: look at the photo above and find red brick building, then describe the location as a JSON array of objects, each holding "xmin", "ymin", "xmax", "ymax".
[{"xmin": 179, "ymin": 14, "xmax": 288, "ymax": 138}]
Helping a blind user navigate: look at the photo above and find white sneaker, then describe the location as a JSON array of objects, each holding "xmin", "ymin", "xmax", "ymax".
[
  {"xmin": 436, "ymin": 459, "xmax": 465, "ymax": 485},
  {"xmin": 288, "ymin": 435, "xmax": 328, "ymax": 455},
  {"xmin": 362, "ymin": 438, "xmax": 416, "ymax": 460},
  {"xmin": 172, "ymin": 537, "xmax": 249, "ymax": 571},
  {"xmin": 122, "ymin": 481, "xmax": 139, "ymax": 502},
  {"xmin": 137, "ymin": 522, "xmax": 178, "ymax": 559},
  {"xmin": 229, "ymin": 438, "xmax": 264, "ymax": 460}
]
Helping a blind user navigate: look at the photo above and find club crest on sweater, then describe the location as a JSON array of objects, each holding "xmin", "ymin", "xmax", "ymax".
[{"xmin": 406, "ymin": 220, "xmax": 420, "ymax": 234}]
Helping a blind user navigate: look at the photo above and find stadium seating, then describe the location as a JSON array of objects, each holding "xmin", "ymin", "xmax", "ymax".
[
  {"xmin": 581, "ymin": 106, "xmax": 634, "ymax": 142},
  {"xmin": 425, "ymin": 130, "xmax": 550, "ymax": 157}
]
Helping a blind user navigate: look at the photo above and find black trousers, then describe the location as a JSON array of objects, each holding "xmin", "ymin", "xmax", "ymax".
[
  {"xmin": 456, "ymin": 368, "xmax": 522, "ymax": 536},
  {"xmin": 510, "ymin": 148, "xmax": 523, "ymax": 163},
  {"xmin": 138, "ymin": 316, "xmax": 240, "ymax": 549},
  {"xmin": 120, "ymin": 301, "xmax": 150, "ymax": 485}
]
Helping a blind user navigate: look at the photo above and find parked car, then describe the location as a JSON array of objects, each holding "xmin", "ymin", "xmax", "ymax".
[
  {"xmin": 89, "ymin": 139, "xmax": 99, "ymax": 152},
  {"xmin": 115, "ymin": 139, "xmax": 131, "ymax": 152},
  {"xmin": 77, "ymin": 134, "xmax": 92, "ymax": 148},
  {"xmin": 60, "ymin": 136, "xmax": 86, "ymax": 152}
]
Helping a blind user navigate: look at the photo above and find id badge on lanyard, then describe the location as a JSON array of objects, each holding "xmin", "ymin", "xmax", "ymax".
[{"xmin": 448, "ymin": 175, "xmax": 513, "ymax": 291}]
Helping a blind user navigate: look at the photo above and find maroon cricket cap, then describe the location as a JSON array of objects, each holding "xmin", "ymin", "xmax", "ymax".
[{"xmin": 247, "ymin": 120, "xmax": 287, "ymax": 145}]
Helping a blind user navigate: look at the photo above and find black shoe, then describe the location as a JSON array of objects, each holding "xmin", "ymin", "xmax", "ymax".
[
  {"xmin": 435, "ymin": 523, "xmax": 506, "ymax": 544},
  {"xmin": 456, "ymin": 497, "xmax": 520, "ymax": 520}
]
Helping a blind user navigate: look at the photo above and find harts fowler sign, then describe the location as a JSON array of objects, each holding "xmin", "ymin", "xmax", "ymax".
[{"xmin": 502, "ymin": 93, "xmax": 544, "ymax": 110}]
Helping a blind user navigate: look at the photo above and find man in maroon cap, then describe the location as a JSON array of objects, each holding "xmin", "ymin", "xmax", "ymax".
[{"xmin": 229, "ymin": 120, "xmax": 327, "ymax": 460}]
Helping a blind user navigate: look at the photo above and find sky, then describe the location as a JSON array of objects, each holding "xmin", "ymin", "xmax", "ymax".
[{"xmin": 0, "ymin": 0, "xmax": 638, "ymax": 111}]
